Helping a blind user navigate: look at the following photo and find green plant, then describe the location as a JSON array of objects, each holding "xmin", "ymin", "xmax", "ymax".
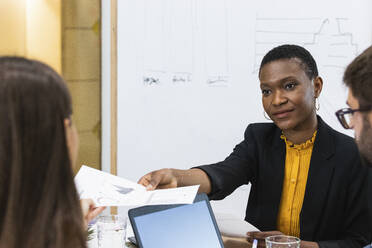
[{"xmin": 86, "ymin": 226, "xmax": 95, "ymax": 241}]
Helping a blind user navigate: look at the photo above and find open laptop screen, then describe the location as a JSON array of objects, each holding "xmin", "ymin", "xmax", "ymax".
[{"xmin": 131, "ymin": 199, "xmax": 224, "ymax": 248}]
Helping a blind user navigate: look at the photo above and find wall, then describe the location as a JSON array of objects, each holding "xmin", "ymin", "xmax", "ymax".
[
  {"xmin": 62, "ymin": 0, "xmax": 102, "ymax": 171},
  {"xmin": 0, "ymin": 0, "xmax": 61, "ymax": 73},
  {"xmin": 0, "ymin": 0, "xmax": 102, "ymax": 171},
  {"xmin": 26, "ymin": 0, "xmax": 61, "ymax": 73},
  {"xmin": 0, "ymin": 0, "xmax": 26, "ymax": 56}
]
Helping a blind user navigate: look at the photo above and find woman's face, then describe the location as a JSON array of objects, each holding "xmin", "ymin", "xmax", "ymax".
[{"xmin": 259, "ymin": 58, "xmax": 322, "ymax": 131}]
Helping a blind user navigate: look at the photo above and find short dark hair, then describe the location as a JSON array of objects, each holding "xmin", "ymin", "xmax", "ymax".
[
  {"xmin": 259, "ymin": 44, "xmax": 319, "ymax": 80},
  {"xmin": 343, "ymin": 45, "xmax": 372, "ymax": 108},
  {"xmin": 0, "ymin": 57, "xmax": 86, "ymax": 248}
]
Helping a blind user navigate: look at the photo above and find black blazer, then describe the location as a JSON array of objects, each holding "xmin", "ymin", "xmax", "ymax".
[{"xmin": 197, "ymin": 116, "xmax": 371, "ymax": 248}]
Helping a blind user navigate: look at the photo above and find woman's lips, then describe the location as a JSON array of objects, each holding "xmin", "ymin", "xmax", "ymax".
[{"xmin": 272, "ymin": 109, "xmax": 294, "ymax": 119}]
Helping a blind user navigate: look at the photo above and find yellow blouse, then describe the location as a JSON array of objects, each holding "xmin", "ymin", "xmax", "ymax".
[{"xmin": 277, "ymin": 131, "xmax": 317, "ymax": 237}]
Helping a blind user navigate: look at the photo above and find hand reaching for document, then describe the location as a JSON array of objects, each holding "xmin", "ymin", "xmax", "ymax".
[
  {"xmin": 80, "ymin": 199, "xmax": 106, "ymax": 227},
  {"xmin": 138, "ymin": 169, "xmax": 178, "ymax": 190}
]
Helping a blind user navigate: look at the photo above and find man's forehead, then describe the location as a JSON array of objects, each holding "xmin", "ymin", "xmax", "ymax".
[{"xmin": 347, "ymin": 89, "xmax": 359, "ymax": 108}]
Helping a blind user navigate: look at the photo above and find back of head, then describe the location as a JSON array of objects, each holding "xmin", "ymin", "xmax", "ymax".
[
  {"xmin": 344, "ymin": 46, "xmax": 372, "ymax": 107},
  {"xmin": 0, "ymin": 57, "xmax": 86, "ymax": 248},
  {"xmin": 259, "ymin": 44, "xmax": 319, "ymax": 80}
]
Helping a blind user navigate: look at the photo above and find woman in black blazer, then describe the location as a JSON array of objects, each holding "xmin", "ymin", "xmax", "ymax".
[{"xmin": 139, "ymin": 45, "xmax": 371, "ymax": 248}]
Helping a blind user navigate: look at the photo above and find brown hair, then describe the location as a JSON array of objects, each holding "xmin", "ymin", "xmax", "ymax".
[
  {"xmin": 0, "ymin": 57, "xmax": 86, "ymax": 248},
  {"xmin": 344, "ymin": 46, "xmax": 372, "ymax": 108}
]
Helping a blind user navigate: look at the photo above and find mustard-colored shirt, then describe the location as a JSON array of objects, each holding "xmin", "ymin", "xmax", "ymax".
[{"xmin": 277, "ymin": 131, "xmax": 317, "ymax": 237}]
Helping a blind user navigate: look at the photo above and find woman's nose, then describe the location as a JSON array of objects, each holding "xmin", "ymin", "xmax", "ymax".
[{"xmin": 272, "ymin": 91, "xmax": 287, "ymax": 106}]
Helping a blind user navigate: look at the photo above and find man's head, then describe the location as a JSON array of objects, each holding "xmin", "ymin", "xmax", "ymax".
[{"xmin": 343, "ymin": 46, "xmax": 372, "ymax": 164}]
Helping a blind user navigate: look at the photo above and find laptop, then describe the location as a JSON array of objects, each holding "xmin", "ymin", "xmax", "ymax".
[{"xmin": 128, "ymin": 193, "xmax": 224, "ymax": 248}]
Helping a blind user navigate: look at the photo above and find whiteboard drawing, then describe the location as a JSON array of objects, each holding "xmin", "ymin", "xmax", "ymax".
[
  {"xmin": 254, "ymin": 17, "xmax": 360, "ymax": 72},
  {"xmin": 142, "ymin": 0, "xmax": 194, "ymax": 86},
  {"xmin": 201, "ymin": 0, "xmax": 230, "ymax": 86},
  {"xmin": 142, "ymin": 0, "xmax": 168, "ymax": 85},
  {"xmin": 167, "ymin": 0, "xmax": 194, "ymax": 84},
  {"xmin": 207, "ymin": 75, "xmax": 229, "ymax": 87},
  {"xmin": 143, "ymin": 70, "xmax": 165, "ymax": 86},
  {"xmin": 141, "ymin": 0, "xmax": 230, "ymax": 86},
  {"xmin": 172, "ymin": 72, "xmax": 192, "ymax": 83}
]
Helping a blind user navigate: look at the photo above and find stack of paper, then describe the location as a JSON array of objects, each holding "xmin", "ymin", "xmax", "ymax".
[
  {"xmin": 74, "ymin": 165, "xmax": 199, "ymax": 207},
  {"xmin": 215, "ymin": 213, "xmax": 260, "ymax": 237}
]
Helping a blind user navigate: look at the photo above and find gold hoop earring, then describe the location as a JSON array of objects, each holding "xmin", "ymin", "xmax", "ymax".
[
  {"xmin": 315, "ymin": 98, "xmax": 320, "ymax": 111},
  {"xmin": 263, "ymin": 111, "xmax": 271, "ymax": 120}
]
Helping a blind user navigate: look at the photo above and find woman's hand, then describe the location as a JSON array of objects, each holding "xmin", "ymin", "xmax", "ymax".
[
  {"xmin": 138, "ymin": 169, "xmax": 178, "ymax": 190},
  {"xmin": 224, "ymin": 239, "xmax": 252, "ymax": 248},
  {"xmin": 80, "ymin": 199, "xmax": 106, "ymax": 227},
  {"xmin": 246, "ymin": 231, "xmax": 319, "ymax": 248},
  {"xmin": 246, "ymin": 231, "xmax": 283, "ymax": 248}
]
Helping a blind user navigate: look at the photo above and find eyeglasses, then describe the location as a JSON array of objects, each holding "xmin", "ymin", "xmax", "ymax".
[{"xmin": 335, "ymin": 107, "xmax": 372, "ymax": 129}]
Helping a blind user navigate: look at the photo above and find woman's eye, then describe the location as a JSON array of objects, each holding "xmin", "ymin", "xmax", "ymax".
[
  {"xmin": 284, "ymin": 82, "xmax": 297, "ymax": 90},
  {"xmin": 262, "ymin": 89, "xmax": 271, "ymax": 96}
]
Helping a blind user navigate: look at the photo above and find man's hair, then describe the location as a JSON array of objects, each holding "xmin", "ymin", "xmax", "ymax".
[
  {"xmin": 259, "ymin": 44, "xmax": 319, "ymax": 80},
  {"xmin": 0, "ymin": 57, "xmax": 86, "ymax": 248},
  {"xmin": 344, "ymin": 46, "xmax": 372, "ymax": 108}
]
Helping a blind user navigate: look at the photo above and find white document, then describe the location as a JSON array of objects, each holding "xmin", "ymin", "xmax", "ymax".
[
  {"xmin": 215, "ymin": 213, "xmax": 260, "ymax": 238},
  {"xmin": 74, "ymin": 165, "xmax": 199, "ymax": 207}
]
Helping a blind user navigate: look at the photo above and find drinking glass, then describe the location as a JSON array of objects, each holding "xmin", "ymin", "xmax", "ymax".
[
  {"xmin": 265, "ymin": 235, "xmax": 300, "ymax": 248},
  {"xmin": 97, "ymin": 215, "xmax": 126, "ymax": 248}
]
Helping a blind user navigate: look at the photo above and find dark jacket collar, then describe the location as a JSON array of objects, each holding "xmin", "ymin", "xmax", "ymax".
[{"xmin": 301, "ymin": 116, "xmax": 336, "ymax": 239}]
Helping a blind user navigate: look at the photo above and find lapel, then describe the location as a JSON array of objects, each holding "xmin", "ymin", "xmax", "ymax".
[
  {"xmin": 261, "ymin": 126, "xmax": 286, "ymax": 229},
  {"xmin": 300, "ymin": 116, "xmax": 336, "ymax": 240}
]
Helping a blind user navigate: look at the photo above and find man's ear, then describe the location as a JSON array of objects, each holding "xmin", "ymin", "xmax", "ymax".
[{"xmin": 313, "ymin": 76, "xmax": 323, "ymax": 98}]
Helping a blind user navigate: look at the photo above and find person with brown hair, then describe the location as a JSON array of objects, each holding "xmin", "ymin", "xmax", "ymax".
[
  {"xmin": 336, "ymin": 45, "xmax": 372, "ymax": 248},
  {"xmin": 0, "ymin": 57, "xmax": 104, "ymax": 248},
  {"xmin": 336, "ymin": 45, "xmax": 372, "ymax": 165}
]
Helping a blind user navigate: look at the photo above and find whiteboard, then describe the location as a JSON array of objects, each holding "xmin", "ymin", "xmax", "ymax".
[{"xmin": 116, "ymin": 0, "xmax": 372, "ymax": 218}]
